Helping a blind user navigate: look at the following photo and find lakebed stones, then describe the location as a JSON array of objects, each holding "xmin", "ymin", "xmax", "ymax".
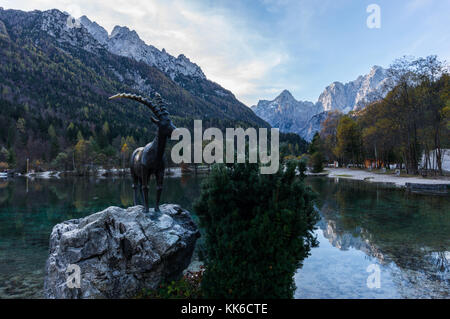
[{"xmin": 44, "ymin": 204, "xmax": 200, "ymax": 299}]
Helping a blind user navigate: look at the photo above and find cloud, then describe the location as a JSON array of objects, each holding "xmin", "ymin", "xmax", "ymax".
[
  {"xmin": 2, "ymin": 0, "xmax": 288, "ymax": 106},
  {"xmin": 5, "ymin": 1, "xmax": 446, "ymax": 106}
]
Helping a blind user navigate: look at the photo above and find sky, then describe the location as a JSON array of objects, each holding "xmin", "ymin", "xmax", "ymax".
[{"xmin": 1, "ymin": 0, "xmax": 449, "ymax": 106}]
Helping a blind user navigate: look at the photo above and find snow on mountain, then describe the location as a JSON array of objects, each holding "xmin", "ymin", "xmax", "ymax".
[
  {"xmin": 35, "ymin": 10, "xmax": 206, "ymax": 81},
  {"xmin": 317, "ymin": 65, "xmax": 389, "ymax": 112},
  {"xmin": 21, "ymin": 8, "xmax": 392, "ymax": 140},
  {"xmin": 80, "ymin": 16, "xmax": 206, "ymax": 81},
  {"xmin": 252, "ymin": 66, "xmax": 390, "ymax": 141},
  {"xmin": 9, "ymin": 8, "xmax": 266, "ymax": 127},
  {"xmin": 251, "ymin": 90, "xmax": 320, "ymax": 134},
  {"xmin": 79, "ymin": 15, "xmax": 108, "ymax": 45},
  {"xmin": 38, "ymin": 9, "xmax": 104, "ymax": 53}
]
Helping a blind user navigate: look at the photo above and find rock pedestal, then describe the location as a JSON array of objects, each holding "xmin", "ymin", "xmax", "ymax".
[{"xmin": 44, "ymin": 204, "xmax": 200, "ymax": 299}]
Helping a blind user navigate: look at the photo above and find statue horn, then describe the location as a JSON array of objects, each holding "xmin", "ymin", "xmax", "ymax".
[{"xmin": 108, "ymin": 93, "xmax": 159, "ymax": 116}]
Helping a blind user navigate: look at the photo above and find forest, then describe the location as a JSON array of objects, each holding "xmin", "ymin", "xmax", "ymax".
[
  {"xmin": 0, "ymin": 9, "xmax": 288, "ymax": 174},
  {"xmin": 313, "ymin": 56, "xmax": 450, "ymax": 176},
  {"xmin": 0, "ymin": 29, "xmax": 306, "ymax": 174}
]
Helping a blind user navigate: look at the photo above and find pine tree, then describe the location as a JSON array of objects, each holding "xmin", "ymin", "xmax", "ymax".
[
  {"xmin": 308, "ymin": 133, "xmax": 325, "ymax": 173},
  {"xmin": 48, "ymin": 124, "xmax": 59, "ymax": 159},
  {"xmin": 7, "ymin": 147, "xmax": 16, "ymax": 168},
  {"xmin": 194, "ymin": 161, "xmax": 319, "ymax": 298}
]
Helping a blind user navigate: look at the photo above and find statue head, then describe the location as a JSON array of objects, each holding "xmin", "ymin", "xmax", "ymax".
[{"xmin": 149, "ymin": 93, "xmax": 176, "ymax": 137}]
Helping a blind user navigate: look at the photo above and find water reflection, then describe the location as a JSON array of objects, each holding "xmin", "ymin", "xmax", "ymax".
[
  {"xmin": 0, "ymin": 175, "xmax": 448, "ymax": 298},
  {"xmin": 295, "ymin": 177, "xmax": 449, "ymax": 299},
  {"xmin": 0, "ymin": 175, "xmax": 205, "ymax": 298}
]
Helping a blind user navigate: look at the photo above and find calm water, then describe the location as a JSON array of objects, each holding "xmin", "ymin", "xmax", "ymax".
[
  {"xmin": 295, "ymin": 177, "xmax": 450, "ymax": 299},
  {"xmin": 0, "ymin": 175, "xmax": 448, "ymax": 298},
  {"xmin": 0, "ymin": 174, "xmax": 204, "ymax": 298}
]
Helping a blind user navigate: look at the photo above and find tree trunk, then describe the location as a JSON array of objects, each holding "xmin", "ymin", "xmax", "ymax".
[{"xmin": 435, "ymin": 128, "xmax": 443, "ymax": 176}]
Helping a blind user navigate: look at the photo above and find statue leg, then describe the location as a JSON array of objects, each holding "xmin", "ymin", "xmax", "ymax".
[
  {"xmin": 155, "ymin": 171, "xmax": 164, "ymax": 212},
  {"xmin": 141, "ymin": 175, "xmax": 150, "ymax": 213}
]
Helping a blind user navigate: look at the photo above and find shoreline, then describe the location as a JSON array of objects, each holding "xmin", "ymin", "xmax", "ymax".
[
  {"xmin": 323, "ymin": 168, "xmax": 450, "ymax": 188},
  {"xmin": 0, "ymin": 166, "xmax": 205, "ymax": 180},
  {"xmin": 5, "ymin": 167, "xmax": 450, "ymax": 189}
]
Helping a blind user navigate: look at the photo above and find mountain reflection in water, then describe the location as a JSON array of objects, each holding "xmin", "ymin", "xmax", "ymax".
[
  {"xmin": 295, "ymin": 177, "xmax": 449, "ymax": 299},
  {"xmin": 0, "ymin": 175, "xmax": 448, "ymax": 298}
]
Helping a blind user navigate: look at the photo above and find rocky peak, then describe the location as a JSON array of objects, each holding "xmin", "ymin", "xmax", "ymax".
[
  {"xmin": 13, "ymin": 8, "xmax": 206, "ymax": 81},
  {"xmin": 370, "ymin": 65, "xmax": 383, "ymax": 74},
  {"xmin": 79, "ymin": 15, "xmax": 108, "ymax": 45},
  {"xmin": 252, "ymin": 90, "xmax": 319, "ymax": 135},
  {"xmin": 277, "ymin": 89, "xmax": 295, "ymax": 101},
  {"xmin": 279, "ymin": 89, "xmax": 292, "ymax": 96},
  {"xmin": 37, "ymin": 9, "xmax": 104, "ymax": 53},
  {"xmin": 76, "ymin": 16, "xmax": 206, "ymax": 80},
  {"xmin": 253, "ymin": 65, "xmax": 391, "ymax": 141},
  {"xmin": 253, "ymin": 90, "xmax": 316, "ymax": 113},
  {"xmin": 110, "ymin": 25, "xmax": 140, "ymax": 41},
  {"xmin": 0, "ymin": 7, "xmax": 270, "ymax": 131},
  {"xmin": 317, "ymin": 65, "xmax": 389, "ymax": 113}
]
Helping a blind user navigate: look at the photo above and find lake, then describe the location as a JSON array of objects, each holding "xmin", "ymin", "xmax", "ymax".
[
  {"xmin": 295, "ymin": 177, "xmax": 449, "ymax": 298},
  {"xmin": 0, "ymin": 175, "xmax": 448, "ymax": 298}
]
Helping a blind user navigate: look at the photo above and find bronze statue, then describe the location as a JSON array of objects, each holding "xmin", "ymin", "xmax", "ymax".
[{"xmin": 109, "ymin": 92, "xmax": 176, "ymax": 212}]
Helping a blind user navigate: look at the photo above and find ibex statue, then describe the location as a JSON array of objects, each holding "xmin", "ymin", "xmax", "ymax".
[{"xmin": 109, "ymin": 92, "xmax": 176, "ymax": 212}]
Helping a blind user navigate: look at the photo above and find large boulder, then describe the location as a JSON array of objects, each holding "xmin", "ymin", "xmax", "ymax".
[{"xmin": 44, "ymin": 204, "xmax": 200, "ymax": 299}]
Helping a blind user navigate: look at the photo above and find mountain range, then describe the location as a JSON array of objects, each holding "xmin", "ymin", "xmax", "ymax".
[
  {"xmin": 0, "ymin": 7, "xmax": 267, "ymax": 135},
  {"xmin": 79, "ymin": 16, "xmax": 206, "ymax": 81},
  {"xmin": 252, "ymin": 65, "xmax": 390, "ymax": 141},
  {"xmin": 0, "ymin": 5, "xmax": 392, "ymax": 168},
  {"xmin": 0, "ymin": 8, "xmax": 277, "ymax": 170},
  {"xmin": 250, "ymin": 90, "xmax": 321, "ymax": 138}
]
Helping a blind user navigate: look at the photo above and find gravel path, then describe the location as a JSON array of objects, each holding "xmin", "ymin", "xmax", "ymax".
[{"xmin": 325, "ymin": 168, "xmax": 450, "ymax": 187}]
